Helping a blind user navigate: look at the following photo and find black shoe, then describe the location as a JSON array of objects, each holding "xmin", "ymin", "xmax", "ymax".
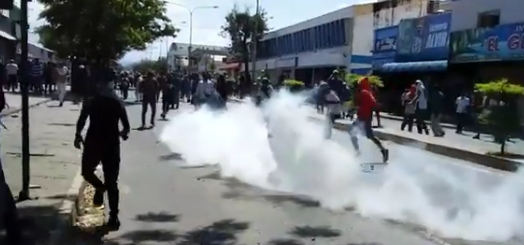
[
  {"xmin": 106, "ymin": 215, "xmax": 121, "ymax": 231},
  {"xmin": 59, "ymin": 102, "xmax": 63, "ymax": 107},
  {"xmin": 381, "ymin": 149, "xmax": 389, "ymax": 163},
  {"xmin": 473, "ymin": 134, "xmax": 480, "ymax": 139},
  {"xmin": 93, "ymin": 189, "xmax": 104, "ymax": 207}
]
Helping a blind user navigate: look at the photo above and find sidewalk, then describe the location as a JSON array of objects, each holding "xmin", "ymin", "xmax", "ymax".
[
  {"xmin": 0, "ymin": 98, "xmax": 83, "ymax": 244},
  {"xmin": 309, "ymin": 111, "xmax": 523, "ymax": 172},
  {"xmin": 230, "ymin": 98, "xmax": 522, "ymax": 172},
  {"xmin": 1, "ymin": 93, "xmax": 53, "ymax": 116}
]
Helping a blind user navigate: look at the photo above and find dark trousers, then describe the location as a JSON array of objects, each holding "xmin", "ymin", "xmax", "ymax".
[
  {"xmin": 81, "ymin": 142, "xmax": 121, "ymax": 216},
  {"xmin": 7, "ymin": 75, "xmax": 17, "ymax": 92},
  {"xmin": 456, "ymin": 112, "xmax": 468, "ymax": 133},
  {"xmin": 162, "ymin": 96, "xmax": 172, "ymax": 114},
  {"xmin": 401, "ymin": 114, "xmax": 415, "ymax": 131},
  {"xmin": 141, "ymin": 97, "xmax": 156, "ymax": 125}
]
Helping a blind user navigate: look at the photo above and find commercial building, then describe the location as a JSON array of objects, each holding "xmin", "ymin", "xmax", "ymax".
[
  {"xmin": 448, "ymin": 0, "xmax": 524, "ymax": 86},
  {"xmin": 254, "ymin": 6, "xmax": 352, "ymax": 85},
  {"xmin": 166, "ymin": 42, "xmax": 228, "ymax": 72},
  {"xmin": 253, "ymin": 0, "xmax": 441, "ymax": 86},
  {"xmin": 0, "ymin": 5, "xmax": 55, "ymax": 62}
]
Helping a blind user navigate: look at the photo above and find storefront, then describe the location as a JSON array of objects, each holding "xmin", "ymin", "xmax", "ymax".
[
  {"xmin": 373, "ymin": 13, "xmax": 454, "ymax": 112},
  {"xmin": 378, "ymin": 13, "xmax": 451, "ymax": 82},
  {"xmin": 449, "ymin": 21, "xmax": 524, "ymax": 87}
]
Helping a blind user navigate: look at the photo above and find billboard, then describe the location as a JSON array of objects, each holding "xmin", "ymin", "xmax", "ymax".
[
  {"xmin": 397, "ymin": 13, "xmax": 451, "ymax": 62},
  {"xmin": 372, "ymin": 25, "xmax": 398, "ymax": 68},
  {"xmin": 450, "ymin": 22, "xmax": 524, "ymax": 63}
]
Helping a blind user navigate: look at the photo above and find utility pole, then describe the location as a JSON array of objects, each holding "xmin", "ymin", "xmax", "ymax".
[
  {"xmin": 188, "ymin": 11, "xmax": 193, "ymax": 69},
  {"xmin": 251, "ymin": 0, "xmax": 260, "ymax": 82},
  {"xmin": 18, "ymin": 0, "xmax": 32, "ymax": 201}
]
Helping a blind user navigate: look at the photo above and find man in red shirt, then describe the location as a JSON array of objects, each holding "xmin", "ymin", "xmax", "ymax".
[{"xmin": 352, "ymin": 77, "xmax": 389, "ymax": 162}]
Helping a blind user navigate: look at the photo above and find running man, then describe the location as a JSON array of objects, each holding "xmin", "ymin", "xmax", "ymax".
[{"xmin": 350, "ymin": 77, "xmax": 389, "ymax": 162}]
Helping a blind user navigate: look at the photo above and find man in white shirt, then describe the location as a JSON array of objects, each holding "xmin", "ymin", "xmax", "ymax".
[
  {"xmin": 455, "ymin": 93, "xmax": 470, "ymax": 134},
  {"xmin": 54, "ymin": 63, "xmax": 68, "ymax": 106},
  {"xmin": 5, "ymin": 60, "xmax": 18, "ymax": 92}
]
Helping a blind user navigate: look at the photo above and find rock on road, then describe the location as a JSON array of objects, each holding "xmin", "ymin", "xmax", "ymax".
[{"xmin": 98, "ymin": 102, "xmax": 517, "ymax": 245}]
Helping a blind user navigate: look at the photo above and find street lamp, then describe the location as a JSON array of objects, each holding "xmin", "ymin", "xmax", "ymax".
[{"xmin": 166, "ymin": 2, "xmax": 218, "ymax": 67}]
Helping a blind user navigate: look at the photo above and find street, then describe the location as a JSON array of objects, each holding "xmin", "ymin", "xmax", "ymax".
[{"xmin": 99, "ymin": 101, "xmax": 520, "ymax": 245}]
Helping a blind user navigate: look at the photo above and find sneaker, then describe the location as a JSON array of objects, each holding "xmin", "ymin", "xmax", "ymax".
[
  {"xmin": 106, "ymin": 215, "xmax": 121, "ymax": 231},
  {"xmin": 381, "ymin": 149, "xmax": 389, "ymax": 163},
  {"xmin": 93, "ymin": 189, "xmax": 104, "ymax": 207}
]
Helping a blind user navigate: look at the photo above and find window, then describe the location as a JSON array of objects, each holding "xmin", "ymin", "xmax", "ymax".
[
  {"xmin": 314, "ymin": 26, "xmax": 320, "ymax": 49},
  {"xmin": 477, "ymin": 10, "xmax": 500, "ymax": 28},
  {"xmin": 330, "ymin": 21, "xmax": 337, "ymax": 47},
  {"xmin": 341, "ymin": 19, "xmax": 347, "ymax": 44},
  {"xmin": 318, "ymin": 25, "xmax": 325, "ymax": 49},
  {"xmin": 322, "ymin": 24, "xmax": 328, "ymax": 48}
]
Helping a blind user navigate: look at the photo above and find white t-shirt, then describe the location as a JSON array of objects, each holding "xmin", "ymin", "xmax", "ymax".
[
  {"xmin": 6, "ymin": 63, "xmax": 18, "ymax": 75},
  {"xmin": 416, "ymin": 86, "xmax": 428, "ymax": 109},
  {"xmin": 456, "ymin": 96, "xmax": 470, "ymax": 113}
]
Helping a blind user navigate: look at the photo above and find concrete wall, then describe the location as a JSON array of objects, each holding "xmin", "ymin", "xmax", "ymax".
[
  {"xmin": 450, "ymin": 0, "xmax": 524, "ymax": 32},
  {"xmin": 348, "ymin": 0, "xmax": 430, "ymax": 71}
]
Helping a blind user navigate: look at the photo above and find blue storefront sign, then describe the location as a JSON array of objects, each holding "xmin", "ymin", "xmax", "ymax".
[
  {"xmin": 397, "ymin": 13, "xmax": 451, "ymax": 62},
  {"xmin": 372, "ymin": 25, "xmax": 398, "ymax": 69},
  {"xmin": 450, "ymin": 22, "xmax": 524, "ymax": 63}
]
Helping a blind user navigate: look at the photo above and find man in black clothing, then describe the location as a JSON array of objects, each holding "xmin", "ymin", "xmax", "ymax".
[
  {"xmin": 140, "ymin": 72, "xmax": 158, "ymax": 128},
  {"xmin": 75, "ymin": 82, "xmax": 130, "ymax": 230}
]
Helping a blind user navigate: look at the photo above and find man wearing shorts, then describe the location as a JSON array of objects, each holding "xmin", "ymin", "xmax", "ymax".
[{"xmin": 350, "ymin": 77, "xmax": 389, "ymax": 162}]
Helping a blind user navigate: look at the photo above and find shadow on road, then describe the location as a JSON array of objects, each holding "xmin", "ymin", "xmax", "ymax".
[
  {"xmin": 289, "ymin": 225, "xmax": 341, "ymax": 238},
  {"xmin": 267, "ymin": 238, "xmax": 305, "ymax": 245},
  {"xmin": 158, "ymin": 152, "xmax": 183, "ymax": 161},
  {"xmin": 104, "ymin": 218, "xmax": 249, "ymax": 245},
  {"xmin": 134, "ymin": 212, "xmax": 180, "ymax": 223},
  {"xmin": 0, "ymin": 202, "xmax": 69, "ymax": 245}
]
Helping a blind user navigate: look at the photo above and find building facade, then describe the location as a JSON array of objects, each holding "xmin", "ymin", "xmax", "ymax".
[
  {"xmin": 0, "ymin": 5, "xmax": 55, "ymax": 63},
  {"xmin": 448, "ymin": 0, "xmax": 524, "ymax": 87},
  {"xmin": 254, "ymin": 6, "xmax": 353, "ymax": 85},
  {"xmin": 350, "ymin": 0, "xmax": 434, "ymax": 74},
  {"xmin": 166, "ymin": 42, "xmax": 228, "ymax": 72}
]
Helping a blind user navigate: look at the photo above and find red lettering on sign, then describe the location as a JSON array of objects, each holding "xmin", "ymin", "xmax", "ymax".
[
  {"xmin": 507, "ymin": 34, "xmax": 520, "ymax": 50},
  {"xmin": 486, "ymin": 36, "xmax": 499, "ymax": 51}
]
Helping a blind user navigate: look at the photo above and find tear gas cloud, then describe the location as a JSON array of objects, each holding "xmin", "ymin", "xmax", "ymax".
[{"xmin": 159, "ymin": 90, "xmax": 524, "ymax": 242}]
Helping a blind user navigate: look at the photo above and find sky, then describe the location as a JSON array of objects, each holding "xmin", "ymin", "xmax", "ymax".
[{"xmin": 26, "ymin": 0, "xmax": 376, "ymax": 65}]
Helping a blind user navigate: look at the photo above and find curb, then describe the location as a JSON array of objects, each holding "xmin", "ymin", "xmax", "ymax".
[
  {"xmin": 47, "ymin": 169, "xmax": 85, "ymax": 245},
  {"xmin": 228, "ymin": 98, "xmax": 519, "ymax": 173},
  {"xmin": 327, "ymin": 119, "xmax": 519, "ymax": 173},
  {"xmin": 0, "ymin": 99, "xmax": 53, "ymax": 117}
]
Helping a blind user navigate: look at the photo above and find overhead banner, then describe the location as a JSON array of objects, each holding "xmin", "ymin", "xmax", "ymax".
[
  {"xmin": 372, "ymin": 25, "xmax": 398, "ymax": 69},
  {"xmin": 450, "ymin": 22, "xmax": 524, "ymax": 63},
  {"xmin": 397, "ymin": 13, "xmax": 451, "ymax": 62}
]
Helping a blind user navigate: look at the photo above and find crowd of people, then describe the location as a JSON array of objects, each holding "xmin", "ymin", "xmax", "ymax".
[{"xmin": 1, "ymin": 58, "xmax": 70, "ymax": 106}]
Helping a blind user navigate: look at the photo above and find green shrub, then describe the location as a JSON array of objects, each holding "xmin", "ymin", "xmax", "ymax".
[
  {"xmin": 475, "ymin": 79, "xmax": 524, "ymax": 155},
  {"xmin": 344, "ymin": 73, "xmax": 384, "ymax": 88},
  {"xmin": 283, "ymin": 79, "xmax": 305, "ymax": 92}
]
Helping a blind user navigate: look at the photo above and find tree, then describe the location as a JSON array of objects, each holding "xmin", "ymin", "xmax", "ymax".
[
  {"xmin": 475, "ymin": 79, "xmax": 524, "ymax": 155},
  {"xmin": 36, "ymin": 0, "xmax": 177, "ymax": 63},
  {"xmin": 221, "ymin": 5, "xmax": 269, "ymax": 84},
  {"xmin": 131, "ymin": 57, "xmax": 167, "ymax": 74},
  {"xmin": 344, "ymin": 73, "xmax": 384, "ymax": 88}
]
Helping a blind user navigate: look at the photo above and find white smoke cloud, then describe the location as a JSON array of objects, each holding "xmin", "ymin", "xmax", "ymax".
[{"xmin": 159, "ymin": 90, "xmax": 524, "ymax": 242}]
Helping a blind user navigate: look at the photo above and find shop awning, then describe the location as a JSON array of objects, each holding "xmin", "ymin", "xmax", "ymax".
[
  {"xmin": 379, "ymin": 60, "xmax": 448, "ymax": 73},
  {"xmin": 0, "ymin": 29, "xmax": 16, "ymax": 41}
]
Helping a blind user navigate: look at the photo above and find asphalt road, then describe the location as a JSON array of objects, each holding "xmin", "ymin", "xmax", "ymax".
[{"xmin": 101, "ymin": 101, "xmax": 519, "ymax": 245}]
